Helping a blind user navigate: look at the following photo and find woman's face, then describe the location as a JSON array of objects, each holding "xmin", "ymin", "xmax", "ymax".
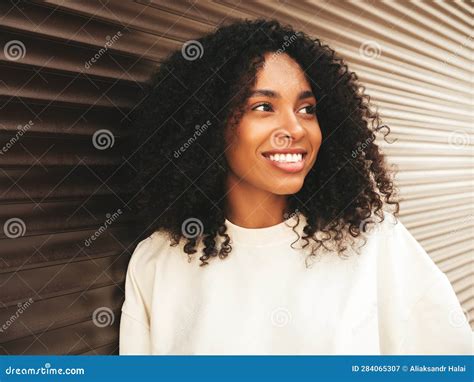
[{"xmin": 225, "ymin": 52, "xmax": 322, "ymax": 196}]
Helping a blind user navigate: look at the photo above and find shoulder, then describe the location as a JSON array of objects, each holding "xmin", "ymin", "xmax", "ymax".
[
  {"xmin": 368, "ymin": 210, "xmax": 448, "ymax": 301},
  {"xmin": 370, "ymin": 210, "xmax": 438, "ymax": 269},
  {"xmin": 368, "ymin": 214, "xmax": 471, "ymax": 354},
  {"xmin": 365, "ymin": 210, "xmax": 401, "ymax": 237},
  {"xmin": 127, "ymin": 230, "xmax": 173, "ymax": 275},
  {"xmin": 127, "ymin": 230, "xmax": 191, "ymax": 279},
  {"xmin": 368, "ymin": 210, "xmax": 425, "ymax": 254}
]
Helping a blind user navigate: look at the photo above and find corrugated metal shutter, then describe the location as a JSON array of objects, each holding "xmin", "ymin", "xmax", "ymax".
[
  {"xmin": 1, "ymin": 0, "xmax": 472, "ymax": 355},
  {"xmin": 0, "ymin": 0, "xmax": 156, "ymax": 354}
]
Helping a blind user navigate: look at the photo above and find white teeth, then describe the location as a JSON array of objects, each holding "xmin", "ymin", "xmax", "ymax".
[{"xmin": 268, "ymin": 153, "xmax": 303, "ymax": 163}]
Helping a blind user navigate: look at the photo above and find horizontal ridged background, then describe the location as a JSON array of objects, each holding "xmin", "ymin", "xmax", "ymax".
[{"xmin": 0, "ymin": 0, "xmax": 472, "ymax": 354}]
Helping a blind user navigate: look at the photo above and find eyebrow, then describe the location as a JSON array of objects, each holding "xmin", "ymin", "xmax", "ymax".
[{"xmin": 249, "ymin": 89, "xmax": 315, "ymax": 101}]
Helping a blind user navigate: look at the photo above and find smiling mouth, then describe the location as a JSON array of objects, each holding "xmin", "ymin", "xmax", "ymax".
[
  {"xmin": 261, "ymin": 151, "xmax": 308, "ymax": 173},
  {"xmin": 261, "ymin": 152, "xmax": 307, "ymax": 163}
]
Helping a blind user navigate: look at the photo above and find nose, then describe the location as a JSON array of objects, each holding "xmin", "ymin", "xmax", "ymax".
[{"xmin": 276, "ymin": 108, "xmax": 306, "ymax": 142}]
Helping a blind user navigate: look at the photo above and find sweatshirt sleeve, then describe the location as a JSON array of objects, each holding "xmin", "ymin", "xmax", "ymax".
[
  {"xmin": 119, "ymin": 238, "xmax": 152, "ymax": 355},
  {"xmin": 376, "ymin": 213, "xmax": 473, "ymax": 355},
  {"xmin": 395, "ymin": 272, "xmax": 472, "ymax": 354}
]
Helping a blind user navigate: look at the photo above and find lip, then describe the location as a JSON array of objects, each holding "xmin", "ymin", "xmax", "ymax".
[
  {"xmin": 261, "ymin": 151, "xmax": 308, "ymax": 173},
  {"xmin": 261, "ymin": 148, "xmax": 307, "ymax": 155}
]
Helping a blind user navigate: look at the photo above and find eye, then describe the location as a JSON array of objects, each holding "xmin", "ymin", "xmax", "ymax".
[
  {"xmin": 251, "ymin": 102, "xmax": 273, "ymax": 112},
  {"xmin": 298, "ymin": 104, "xmax": 316, "ymax": 115}
]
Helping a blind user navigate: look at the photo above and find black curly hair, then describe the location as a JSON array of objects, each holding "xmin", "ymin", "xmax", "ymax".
[{"xmin": 127, "ymin": 18, "xmax": 400, "ymax": 267}]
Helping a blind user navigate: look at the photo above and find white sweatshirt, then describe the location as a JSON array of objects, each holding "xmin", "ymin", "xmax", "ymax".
[{"xmin": 119, "ymin": 211, "xmax": 472, "ymax": 355}]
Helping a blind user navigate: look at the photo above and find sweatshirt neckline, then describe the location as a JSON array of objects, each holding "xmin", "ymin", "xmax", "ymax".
[{"xmin": 224, "ymin": 212, "xmax": 305, "ymax": 247}]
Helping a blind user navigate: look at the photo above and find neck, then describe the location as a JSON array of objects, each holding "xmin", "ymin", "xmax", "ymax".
[{"xmin": 224, "ymin": 173, "xmax": 288, "ymax": 228}]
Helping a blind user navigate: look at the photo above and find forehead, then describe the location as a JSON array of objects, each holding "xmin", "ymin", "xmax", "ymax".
[{"xmin": 254, "ymin": 52, "xmax": 310, "ymax": 90}]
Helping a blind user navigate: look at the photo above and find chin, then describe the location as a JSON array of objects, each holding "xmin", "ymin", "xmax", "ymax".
[{"xmin": 271, "ymin": 181, "xmax": 304, "ymax": 195}]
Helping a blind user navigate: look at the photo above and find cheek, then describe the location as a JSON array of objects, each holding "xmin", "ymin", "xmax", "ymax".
[
  {"xmin": 308, "ymin": 126, "xmax": 323, "ymax": 164},
  {"xmin": 230, "ymin": 122, "xmax": 267, "ymax": 157},
  {"xmin": 225, "ymin": 121, "xmax": 270, "ymax": 176},
  {"xmin": 307, "ymin": 120, "xmax": 322, "ymax": 147}
]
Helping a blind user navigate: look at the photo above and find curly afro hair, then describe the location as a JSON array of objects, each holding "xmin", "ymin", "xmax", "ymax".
[{"xmin": 128, "ymin": 18, "xmax": 400, "ymax": 267}]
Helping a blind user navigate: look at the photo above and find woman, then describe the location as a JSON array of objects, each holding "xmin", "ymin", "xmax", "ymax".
[{"xmin": 119, "ymin": 19, "xmax": 472, "ymax": 355}]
